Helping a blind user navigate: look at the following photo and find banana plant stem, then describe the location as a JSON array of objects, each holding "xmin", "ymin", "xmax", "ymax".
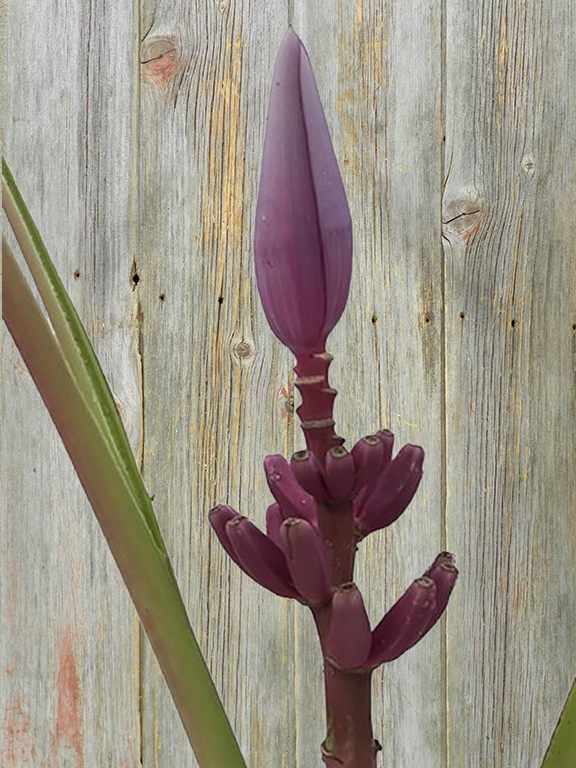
[
  {"xmin": 3, "ymin": 236, "xmax": 247, "ymax": 768},
  {"xmin": 293, "ymin": 347, "xmax": 380, "ymax": 768}
]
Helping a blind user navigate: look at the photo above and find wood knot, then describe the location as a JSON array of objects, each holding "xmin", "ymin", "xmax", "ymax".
[
  {"xmin": 141, "ymin": 36, "xmax": 181, "ymax": 88},
  {"xmin": 233, "ymin": 340, "xmax": 252, "ymax": 359},
  {"xmin": 442, "ymin": 189, "xmax": 484, "ymax": 244},
  {"xmin": 522, "ymin": 154, "xmax": 535, "ymax": 179}
]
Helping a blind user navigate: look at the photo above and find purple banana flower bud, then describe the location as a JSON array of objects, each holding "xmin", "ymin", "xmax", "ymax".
[
  {"xmin": 324, "ymin": 446, "xmax": 356, "ymax": 501},
  {"xmin": 354, "ymin": 444, "xmax": 424, "ymax": 536},
  {"xmin": 424, "ymin": 550, "xmax": 455, "ymax": 574},
  {"xmin": 367, "ymin": 576, "xmax": 437, "ymax": 667},
  {"xmin": 265, "ymin": 502, "xmax": 285, "ymax": 548},
  {"xmin": 279, "ymin": 518, "xmax": 331, "ymax": 605},
  {"xmin": 328, "ymin": 583, "xmax": 372, "ymax": 669},
  {"xmin": 354, "ymin": 429, "xmax": 395, "ymax": 508},
  {"xmin": 375, "ymin": 429, "xmax": 395, "ymax": 465},
  {"xmin": 225, "ymin": 516, "xmax": 300, "ymax": 599},
  {"xmin": 208, "ymin": 505, "xmax": 243, "ymax": 567},
  {"xmin": 422, "ymin": 553, "xmax": 459, "ymax": 635},
  {"xmin": 350, "ymin": 435, "xmax": 385, "ymax": 492},
  {"xmin": 264, "ymin": 454, "xmax": 317, "ymax": 524},
  {"xmin": 290, "ymin": 449, "xmax": 331, "ymax": 501},
  {"xmin": 254, "ymin": 27, "xmax": 353, "ymax": 355}
]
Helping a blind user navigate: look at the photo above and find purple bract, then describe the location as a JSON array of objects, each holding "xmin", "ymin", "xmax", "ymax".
[{"xmin": 254, "ymin": 27, "xmax": 353, "ymax": 355}]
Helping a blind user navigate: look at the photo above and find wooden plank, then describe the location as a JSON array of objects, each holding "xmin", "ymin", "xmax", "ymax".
[
  {"xmin": 4, "ymin": 1, "xmax": 575, "ymax": 766},
  {"xmin": 443, "ymin": 2, "xmax": 576, "ymax": 766},
  {"xmin": 1, "ymin": 2, "xmax": 141, "ymax": 766},
  {"xmin": 137, "ymin": 3, "xmax": 295, "ymax": 766},
  {"xmin": 293, "ymin": 2, "xmax": 446, "ymax": 766}
]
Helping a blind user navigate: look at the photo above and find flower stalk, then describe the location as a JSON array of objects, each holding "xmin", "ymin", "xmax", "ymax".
[{"xmin": 209, "ymin": 27, "xmax": 458, "ymax": 767}]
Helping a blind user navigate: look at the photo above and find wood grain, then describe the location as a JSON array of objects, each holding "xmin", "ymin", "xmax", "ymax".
[
  {"xmin": 2, "ymin": 1, "xmax": 575, "ymax": 767},
  {"xmin": 443, "ymin": 2, "xmax": 576, "ymax": 766},
  {"xmin": 1, "ymin": 1, "xmax": 142, "ymax": 767}
]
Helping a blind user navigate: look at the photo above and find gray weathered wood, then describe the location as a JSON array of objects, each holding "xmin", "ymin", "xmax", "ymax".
[
  {"xmin": 2, "ymin": 1, "xmax": 575, "ymax": 767},
  {"xmin": 1, "ymin": 1, "xmax": 142, "ymax": 767},
  {"xmin": 443, "ymin": 2, "xmax": 576, "ymax": 766}
]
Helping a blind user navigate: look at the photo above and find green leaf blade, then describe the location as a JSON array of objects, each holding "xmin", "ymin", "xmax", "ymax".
[
  {"xmin": 2, "ymin": 156, "xmax": 163, "ymax": 550},
  {"xmin": 540, "ymin": 679, "xmax": 576, "ymax": 768},
  {"xmin": 2, "ymin": 162, "xmax": 247, "ymax": 768}
]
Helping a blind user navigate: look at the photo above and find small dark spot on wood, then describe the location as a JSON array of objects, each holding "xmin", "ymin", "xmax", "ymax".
[
  {"xmin": 459, "ymin": 311, "xmax": 465, "ymax": 320},
  {"xmin": 218, "ymin": 296, "xmax": 224, "ymax": 305},
  {"xmin": 73, "ymin": 269, "xmax": 80, "ymax": 280},
  {"xmin": 511, "ymin": 319, "xmax": 516, "ymax": 328},
  {"xmin": 371, "ymin": 314, "xmax": 378, "ymax": 324},
  {"xmin": 159, "ymin": 293, "xmax": 165, "ymax": 302},
  {"xmin": 572, "ymin": 323, "xmax": 576, "ymax": 331},
  {"xmin": 130, "ymin": 258, "xmax": 140, "ymax": 290},
  {"xmin": 284, "ymin": 397, "xmax": 294, "ymax": 414},
  {"xmin": 424, "ymin": 315, "xmax": 431, "ymax": 324}
]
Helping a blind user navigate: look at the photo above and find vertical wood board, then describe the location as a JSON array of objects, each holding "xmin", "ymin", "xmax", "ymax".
[
  {"xmin": 1, "ymin": 1, "xmax": 575, "ymax": 766},
  {"xmin": 1, "ymin": 1, "xmax": 142, "ymax": 767}
]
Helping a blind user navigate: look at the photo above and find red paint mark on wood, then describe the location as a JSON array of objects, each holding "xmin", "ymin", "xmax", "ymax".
[
  {"xmin": 141, "ymin": 36, "xmax": 181, "ymax": 89},
  {"xmin": 4, "ymin": 559, "xmax": 21, "ymax": 636},
  {"xmin": 118, "ymin": 731, "xmax": 138, "ymax": 768},
  {"xmin": 12, "ymin": 358, "xmax": 25, "ymax": 375},
  {"xmin": 1, "ymin": 698, "xmax": 36, "ymax": 766},
  {"xmin": 4, "ymin": 663, "xmax": 17, "ymax": 677},
  {"xmin": 53, "ymin": 627, "xmax": 83, "ymax": 767}
]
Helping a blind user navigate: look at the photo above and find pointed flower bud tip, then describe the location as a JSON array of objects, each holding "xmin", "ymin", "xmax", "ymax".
[
  {"xmin": 279, "ymin": 517, "xmax": 331, "ymax": 605},
  {"xmin": 328, "ymin": 583, "xmax": 372, "ymax": 669},
  {"xmin": 264, "ymin": 454, "xmax": 317, "ymax": 524},
  {"xmin": 254, "ymin": 28, "xmax": 353, "ymax": 354},
  {"xmin": 354, "ymin": 430, "xmax": 395, "ymax": 508},
  {"xmin": 422, "ymin": 554, "xmax": 459, "ymax": 634},
  {"xmin": 351, "ymin": 435, "xmax": 385, "ymax": 492},
  {"xmin": 265, "ymin": 502, "xmax": 285, "ymax": 547},
  {"xmin": 290, "ymin": 449, "xmax": 330, "ymax": 501},
  {"xmin": 208, "ymin": 504, "xmax": 243, "ymax": 566},
  {"xmin": 324, "ymin": 445, "xmax": 356, "ymax": 500},
  {"xmin": 355, "ymin": 443, "xmax": 424, "ymax": 535},
  {"xmin": 368, "ymin": 576, "xmax": 437, "ymax": 667},
  {"xmin": 225, "ymin": 516, "xmax": 299, "ymax": 599}
]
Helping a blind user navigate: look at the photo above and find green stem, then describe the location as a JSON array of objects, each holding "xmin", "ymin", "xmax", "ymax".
[{"xmin": 2, "ymin": 170, "xmax": 246, "ymax": 768}]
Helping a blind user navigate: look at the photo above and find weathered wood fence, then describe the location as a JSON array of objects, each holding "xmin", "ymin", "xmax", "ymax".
[{"xmin": 2, "ymin": 1, "xmax": 575, "ymax": 766}]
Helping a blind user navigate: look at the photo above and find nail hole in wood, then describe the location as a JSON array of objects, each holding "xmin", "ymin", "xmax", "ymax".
[
  {"xmin": 459, "ymin": 311, "xmax": 465, "ymax": 320},
  {"xmin": 218, "ymin": 296, "xmax": 224, "ymax": 305},
  {"xmin": 425, "ymin": 316, "xmax": 431, "ymax": 324},
  {"xmin": 371, "ymin": 314, "xmax": 378, "ymax": 324},
  {"xmin": 73, "ymin": 269, "xmax": 80, "ymax": 280},
  {"xmin": 159, "ymin": 293, "xmax": 165, "ymax": 302},
  {"xmin": 511, "ymin": 319, "xmax": 516, "ymax": 328}
]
